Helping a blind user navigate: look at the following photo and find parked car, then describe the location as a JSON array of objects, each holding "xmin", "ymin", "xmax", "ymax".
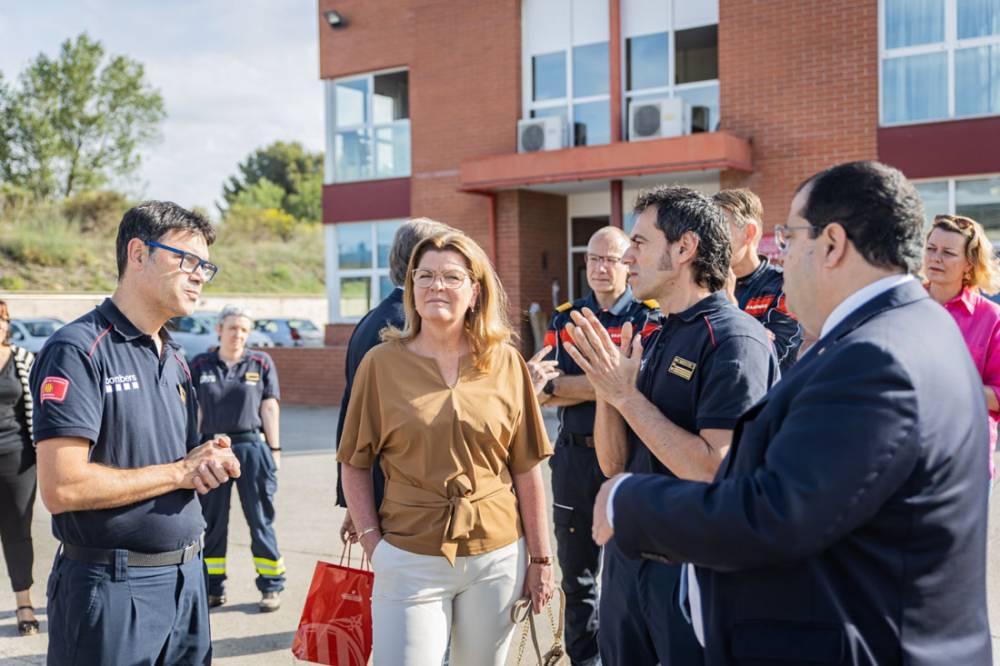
[
  {"xmin": 9, "ymin": 318, "xmax": 63, "ymax": 353},
  {"xmin": 166, "ymin": 312, "xmax": 275, "ymax": 359},
  {"xmin": 254, "ymin": 318, "xmax": 324, "ymax": 347}
]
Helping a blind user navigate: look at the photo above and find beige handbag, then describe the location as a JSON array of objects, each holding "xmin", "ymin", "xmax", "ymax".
[{"xmin": 510, "ymin": 589, "xmax": 566, "ymax": 666}]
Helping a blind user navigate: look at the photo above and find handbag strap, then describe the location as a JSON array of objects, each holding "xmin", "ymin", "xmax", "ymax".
[
  {"xmin": 510, "ymin": 589, "xmax": 566, "ymax": 666},
  {"xmin": 338, "ymin": 539, "xmax": 372, "ymax": 571}
]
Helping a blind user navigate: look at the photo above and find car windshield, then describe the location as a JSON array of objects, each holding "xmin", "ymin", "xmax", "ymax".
[
  {"xmin": 23, "ymin": 321, "xmax": 58, "ymax": 337},
  {"xmin": 289, "ymin": 320, "xmax": 319, "ymax": 332}
]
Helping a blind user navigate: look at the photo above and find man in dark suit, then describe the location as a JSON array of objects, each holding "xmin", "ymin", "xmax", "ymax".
[
  {"xmin": 335, "ymin": 218, "xmax": 449, "ymax": 541},
  {"xmin": 581, "ymin": 161, "xmax": 992, "ymax": 665}
]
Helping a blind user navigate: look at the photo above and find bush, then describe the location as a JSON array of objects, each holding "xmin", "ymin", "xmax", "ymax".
[
  {"xmin": 61, "ymin": 190, "xmax": 129, "ymax": 234},
  {"xmin": 222, "ymin": 204, "xmax": 297, "ymax": 241}
]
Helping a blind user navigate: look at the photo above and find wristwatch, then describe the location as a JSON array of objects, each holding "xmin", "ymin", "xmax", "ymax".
[
  {"xmin": 542, "ymin": 379, "xmax": 556, "ymax": 396},
  {"xmin": 529, "ymin": 556, "xmax": 553, "ymax": 565}
]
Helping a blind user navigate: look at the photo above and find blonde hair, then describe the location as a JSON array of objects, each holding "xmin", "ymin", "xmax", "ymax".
[
  {"xmin": 928, "ymin": 215, "xmax": 1000, "ymax": 295},
  {"xmin": 713, "ymin": 188, "xmax": 764, "ymax": 232},
  {"xmin": 382, "ymin": 230, "xmax": 513, "ymax": 372}
]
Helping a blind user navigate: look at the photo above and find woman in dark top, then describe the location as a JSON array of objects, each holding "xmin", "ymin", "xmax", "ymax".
[
  {"xmin": 0, "ymin": 301, "xmax": 38, "ymax": 635},
  {"xmin": 190, "ymin": 305, "xmax": 284, "ymax": 613}
]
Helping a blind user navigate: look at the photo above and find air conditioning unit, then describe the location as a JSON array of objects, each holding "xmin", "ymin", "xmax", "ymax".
[
  {"xmin": 628, "ymin": 97, "xmax": 691, "ymax": 141},
  {"xmin": 518, "ymin": 115, "xmax": 568, "ymax": 153}
]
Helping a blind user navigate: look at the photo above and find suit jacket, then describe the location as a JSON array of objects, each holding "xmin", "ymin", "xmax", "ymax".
[
  {"xmin": 335, "ymin": 287, "xmax": 405, "ymax": 507},
  {"xmin": 614, "ymin": 279, "xmax": 992, "ymax": 665}
]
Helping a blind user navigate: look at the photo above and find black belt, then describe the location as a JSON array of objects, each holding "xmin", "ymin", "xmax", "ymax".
[
  {"xmin": 567, "ymin": 433, "xmax": 595, "ymax": 448},
  {"xmin": 61, "ymin": 538, "xmax": 203, "ymax": 567},
  {"xmin": 226, "ymin": 429, "xmax": 264, "ymax": 445}
]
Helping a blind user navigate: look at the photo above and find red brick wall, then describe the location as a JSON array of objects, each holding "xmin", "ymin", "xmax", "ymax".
[
  {"xmin": 718, "ymin": 0, "xmax": 879, "ymax": 231},
  {"xmin": 268, "ymin": 347, "xmax": 347, "ymax": 406}
]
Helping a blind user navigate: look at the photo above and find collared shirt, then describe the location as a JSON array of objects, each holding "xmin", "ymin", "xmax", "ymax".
[
  {"xmin": 29, "ymin": 298, "xmax": 203, "ymax": 552},
  {"xmin": 543, "ymin": 286, "xmax": 659, "ymax": 435},
  {"xmin": 940, "ymin": 286, "xmax": 1000, "ymax": 478},
  {"xmin": 190, "ymin": 349, "xmax": 280, "ymax": 436},
  {"xmin": 734, "ymin": 255, "xmax": 803, "ymax": 371},
  {"xmin": 820, "ymin": 273, "xmax": 915, "ymax": 339}
]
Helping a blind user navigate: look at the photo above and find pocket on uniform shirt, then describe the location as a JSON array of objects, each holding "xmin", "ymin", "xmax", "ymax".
[{"xmin": 730, "ymin": 620, "xmax": 845, "ymax": 663}]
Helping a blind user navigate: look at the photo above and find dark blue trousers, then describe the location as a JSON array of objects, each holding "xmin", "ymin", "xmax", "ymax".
[
  {"xmin": 46, "ymin": 551, "xmax": 211, "ymax": 665},
  {"xmin": 599, "ymin": 539, "xmax": 704, "ymax": 666},
  {"xmin": 202, "ymin": 438, "xmax": 285, "ymax": 595},
  {"xmin": 549, "ymin": 435, "xmax": 606, "ymax": 666}
]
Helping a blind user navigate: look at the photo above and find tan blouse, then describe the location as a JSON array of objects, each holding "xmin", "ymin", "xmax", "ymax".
[{"xmin": 337, "ymin": 340, "xmax": 552, "ymax": 563}]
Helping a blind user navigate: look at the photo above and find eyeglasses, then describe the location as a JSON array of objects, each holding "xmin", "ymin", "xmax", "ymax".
[
  {"xmin": 773, "ymin": 224, "xmax": 821, "ymax": 252},
  {"xmin": 412, "ymin": 269, "xmax": 471, "ymax": 290},
  {"xmin": 586, "ymin": 254, "xmax": 625, "ymax": 267},
  {"xmin": 146, "ymin": 241, "xmax": 219, "ymax": 282}
]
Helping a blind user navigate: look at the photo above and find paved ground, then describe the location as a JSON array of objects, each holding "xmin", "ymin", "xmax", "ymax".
[{"xmin": 0, "ymin": 405, "xmax": 997, "ymax": 664}]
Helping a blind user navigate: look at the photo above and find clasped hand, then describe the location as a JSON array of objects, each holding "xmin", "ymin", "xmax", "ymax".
[{"xmin": 181, "ymin": 435, "xmax": 240, "ymax": 494}]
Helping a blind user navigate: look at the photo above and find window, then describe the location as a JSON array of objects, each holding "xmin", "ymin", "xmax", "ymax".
[
  {"xmin": 329, "ymin": 220, "xmax": 403, "ymax": 320},
  {"xmin": 328, "ymin": 70, "xmax": 410, "ymax": 182},
  {"xmin": 914, "ymin": 176, "xmax": 1000, "ymax": 239},
  {"xmin": 528, "ymin": 42, "xmax": 611, "ymax": 147},
  {"xmin": 881, "ymin": 0, "xmax": 1000, "ymax": 125},
  {"xmin": 626, "ymin": 24, "xmax": 719, "ymax": 134}
]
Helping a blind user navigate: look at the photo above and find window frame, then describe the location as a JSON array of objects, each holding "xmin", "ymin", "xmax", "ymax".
[
  {"xmin": 879, "ymin": 0, "xmax": 1000, "ymax": 126},
  {"xmin": 327, "ymin": 67, "xmax": 411, "ymax": 183},
  {"xmin": 913, "ymin": 172, "xmax": 1000, "ymax": 240},
  {"xmin": 327, "ymin": 219, "xmax": 404, "ymax": 323}
]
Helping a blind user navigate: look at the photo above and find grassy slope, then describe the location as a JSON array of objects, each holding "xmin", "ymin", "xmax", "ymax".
[{"xmin": 0, "ymin": 213, "xmax": 325, "ymax": 293}]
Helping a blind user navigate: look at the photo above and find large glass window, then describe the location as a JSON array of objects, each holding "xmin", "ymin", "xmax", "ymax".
[
  {"xmin": 332, "ymin": 220, "xmax": 404, "ymax": 320},
  {"xmin": 330, "ymin": 70, "xmax": 410, "ymax": 182},
  {"xmin": 914, "ymin": 176, "xmax": 1000, "ymax": 239},
  {"xmin": 528, "ymin": 42, "xmax": 611, "ymax": 147},
  {"xmin": 625, "ymin": 23, "xmax": 720, "ymax": 135},
  {"xmin": 881, "ymin": 0, "xmax": 1000, "ymax": 124}
]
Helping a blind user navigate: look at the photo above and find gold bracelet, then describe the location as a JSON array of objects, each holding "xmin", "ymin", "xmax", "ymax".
[{"xmin": 358, "ymin": 527, "xmax": 379, "ymax": 539}]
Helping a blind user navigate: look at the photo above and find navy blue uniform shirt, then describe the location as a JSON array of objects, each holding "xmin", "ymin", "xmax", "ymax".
[
  {"xmin": 734, "ymin": 255, "xmax": 803, "ymax": 372},
  {"xmin": 627, "ymin": 291, "xmax": 779, "ymax": 476},
  {"xmin": 335, "ymin": 287, "xmax": 405, "ymax": 507},
  {"xmin": 544, "ymin": 287, "xmax": 659, "ymax": 436},
  {"xmin": 190, "ymin": 350, "xmax": 280, "ymax": 436},
  {"xmin": 29, "ymin": 298, "xmax": 204, "ymax": 552}
]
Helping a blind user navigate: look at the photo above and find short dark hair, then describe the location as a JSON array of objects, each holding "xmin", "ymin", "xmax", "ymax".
[
  {"xmin": 389, "ymin": 217, "xmax": 452, "ymax": 286},
  {"xmin": 633, "ymin": 185, "xmax": 731, "ymax": 291},
  {"xmin": 797, "ymin": 161, "xmax": 924, "ymax": 273},
  {"xmin": 115, "ymin": 201, "xmax": 216, "ymax": 279}
]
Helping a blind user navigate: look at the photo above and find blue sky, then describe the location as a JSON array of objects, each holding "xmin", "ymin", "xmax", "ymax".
[{"xmin": 0, "ymin": 0, "xmax": 324, "ymax": 214}]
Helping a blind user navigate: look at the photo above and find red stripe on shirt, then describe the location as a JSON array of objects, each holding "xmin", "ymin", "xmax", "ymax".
[{"xmin": 88, "ymin": 325, "xmax": 113, "ymax": 358}]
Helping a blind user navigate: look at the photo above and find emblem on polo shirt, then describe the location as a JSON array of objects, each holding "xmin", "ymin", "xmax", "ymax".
[
  {"xmin": 244, "ymin": 371, "xmax": 260, "ymax": 385},
  {"xmin": 104, "ymin": 374, "xmax": 140, "ymax": 394},
  {"xmin": 199, "ymin": 373, "xmax": 216, "ymax": 384},
  {"xmin": 40, "ymin": 377, "xmax": 70, "ymax": 402},
  {"xmin": 667, "ymin": 356, "xmax": 697, "ymax": 381}
]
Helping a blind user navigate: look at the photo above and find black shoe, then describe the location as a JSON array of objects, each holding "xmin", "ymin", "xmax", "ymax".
[
  {"xmin": 208, "ymin": 594, "xmax": 226, "ymax": 608},
  {"xmin": 16, "ymin": 605, "xmax": 38, "ymax": 636},
  {"xmin": 259, "ymin": 591, "xmax": 280, "ymax": 613}
]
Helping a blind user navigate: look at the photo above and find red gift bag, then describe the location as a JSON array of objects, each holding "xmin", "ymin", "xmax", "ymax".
[{"xmin": 292, "ymin": 545, "xmax": 373, "ymax": 665}]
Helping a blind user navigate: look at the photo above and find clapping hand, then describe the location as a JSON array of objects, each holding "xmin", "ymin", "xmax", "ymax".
[
  {"xmin": 526, "ymin": 345, "xmax": 560, "ymax": 398},
  {"xmin": 563, "ymin": 309, "xmax": 643, "ymax": 408}
]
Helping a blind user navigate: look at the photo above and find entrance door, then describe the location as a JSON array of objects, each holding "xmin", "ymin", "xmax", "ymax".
[{"xmin": 569, "ymin": 216, "xmax": 609, "ymax": 301}]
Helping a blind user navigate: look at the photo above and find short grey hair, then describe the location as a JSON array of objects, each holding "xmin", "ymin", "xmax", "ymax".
[
  {"xmin": 218, "ymin": 304, "xmax": 253, "ymax": 326},
  {"xmin": 389, "ymin": 217, "xmax": 454, "ymax": 286}
]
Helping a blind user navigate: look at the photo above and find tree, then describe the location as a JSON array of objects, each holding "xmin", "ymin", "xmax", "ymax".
[
  {"xmin": 0, "ymin": 33, "xmax": 165, "ymax": 198},
  {"xmin": 222, "ymin": 141, "xmax": 323, "ymax": 222}
]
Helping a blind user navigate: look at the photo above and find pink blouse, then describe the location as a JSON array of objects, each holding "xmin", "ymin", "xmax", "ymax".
[{"xmin": 942, "ymin": 287, "xmax": 1000, "ymax": 479}]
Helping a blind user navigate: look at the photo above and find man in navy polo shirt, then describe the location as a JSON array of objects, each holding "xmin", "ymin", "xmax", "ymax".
[
  {"xmin": 538, "ymin": 226, "xmax": 659, "ymax": 666},
  {"xmin": 30, "ymin": 201, "xmax": 240, "ymax": 665},
  {"xmin": 564, "ymin": 187, "xmax": 779, "ymax": 666}
]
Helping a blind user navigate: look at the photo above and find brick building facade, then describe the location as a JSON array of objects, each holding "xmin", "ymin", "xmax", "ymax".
[{"xmin": 280, "ymin": 0, "xmax": 1000, "ymax": 405}]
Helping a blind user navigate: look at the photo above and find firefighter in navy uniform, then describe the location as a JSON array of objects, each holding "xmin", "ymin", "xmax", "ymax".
[
  {"xmin": 29, "ymin": 202, "xmax": 238, "ymax": 665},
  {"xmin": 537, "ymin": 227, "xmax": 659, "ymax": 666},
  {"xmin": 714, "ymin": 188, "xmax": 803, "ymax": 370},
  {"xmin": 190, "ymin": 305, "xmax": 284, "ymax": 613}
]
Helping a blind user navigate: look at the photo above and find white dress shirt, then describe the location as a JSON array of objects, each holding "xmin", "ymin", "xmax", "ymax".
[{"xmin": 607, "ymin": 271, "xmax": 916, "ymax": 647}]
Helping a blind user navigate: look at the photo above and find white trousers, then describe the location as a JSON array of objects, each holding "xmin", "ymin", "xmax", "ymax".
[{"xmin": 371, "ymin": 538, "xmax": 526, "ymax": 666}]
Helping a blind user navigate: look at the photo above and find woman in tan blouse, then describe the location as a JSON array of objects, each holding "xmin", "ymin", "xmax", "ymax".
[{"xmin": 339, "ymin": 229, "xmax": 555, "ymax": 665}]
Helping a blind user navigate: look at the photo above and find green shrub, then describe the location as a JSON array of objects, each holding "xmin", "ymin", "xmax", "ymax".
[{"xmin": 61, "ymin": 190, "xmax": 129, "ymax": 234}]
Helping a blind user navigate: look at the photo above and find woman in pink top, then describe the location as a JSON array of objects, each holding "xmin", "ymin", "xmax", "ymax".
[{"xmin": 924, "ymin": 214, "xmax": 1000, "ymax": 480}]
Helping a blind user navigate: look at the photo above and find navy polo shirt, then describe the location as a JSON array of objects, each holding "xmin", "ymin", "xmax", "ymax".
[
  {"xmin": 544, "ymin": 287, "xmax": 660, "ymax": 435},
  {"xmin": 29, "ymin": 298, "xmax": 204, "ymax": 552},
  {"xmin": 190, "ymin": 350, "xmax": 279, "ymax": 436},
  {"xmin": 627, "ymin": 291, "xmax": 779, "ymax": 476}
]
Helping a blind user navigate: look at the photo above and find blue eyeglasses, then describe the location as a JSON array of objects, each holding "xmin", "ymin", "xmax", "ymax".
[{"xmin": 146, "ymin": 241, "xmax": 219, "ymax": 282}]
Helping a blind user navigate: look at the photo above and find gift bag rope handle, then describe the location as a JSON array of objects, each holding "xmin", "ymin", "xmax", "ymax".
[
  {"xmin": 339, "ymin": 539, "xmax": 373, "ymax": 572},
  {"xmin": 510, "ymin": 588, "xmax": 566, "ymax": 666}
]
